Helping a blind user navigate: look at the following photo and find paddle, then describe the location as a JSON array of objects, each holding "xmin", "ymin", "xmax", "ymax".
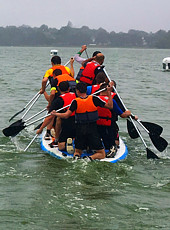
[
  {"xmin": 127, "ymin": 119, "xmax": 140, "ymax": 139},
  {"xmin": 128, "ymin": 118, "xmax": 159, "ymax": 159},
  {"xmin": 9, "ymin": 91, "xmax": 41, "ymax": 122},
  {"xmin": 127, "ymin": 119, "xmax": 163, "ymax": 138},
  {"xmin": 103, "ymin": 68, "xmax": 160, "ymax": 159},
  {"xmin": 6, "ymin": 108, "xmax": 47, "ymax": 131},
  {"xmin": 9, "ymin": 82, "xmax": 49, "ymax": 122},
  {"xmin": 24, "ymin": 134, "xmax": 38, "ymax": 152},
  {"xmin": 139, "ymin": 121, "xmax": 163, "ymax": 136},
  {"xmin": 9, "ymin": 59, "xmax": 71, "ymax": 122},
  {"xmin": 3, "ymin": 105, "xmax": 69, "ymax": 137},
  {"xmin": 127, "ymin": 119, "xmax": 168, "ymax": 152}
]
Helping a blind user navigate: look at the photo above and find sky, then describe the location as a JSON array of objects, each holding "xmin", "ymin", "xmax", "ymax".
[{"xmin": 0, "ymin": 0, "xmax": 170, "ymax": 33}]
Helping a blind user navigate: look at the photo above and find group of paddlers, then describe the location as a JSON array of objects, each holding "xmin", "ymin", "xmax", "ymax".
[{"xmin": 36, "ymin": 45, "xmax": 137, "ymax": 161}]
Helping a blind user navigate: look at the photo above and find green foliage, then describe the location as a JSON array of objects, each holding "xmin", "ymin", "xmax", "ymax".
[{"xmin": 0, "ymin": 24, "xmax": 169, "ymax": 48}]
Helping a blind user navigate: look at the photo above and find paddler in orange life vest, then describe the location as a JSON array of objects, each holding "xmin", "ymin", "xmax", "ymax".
[
  {"xmin": 40, "ymin": 56, "xmax": 74, "ymax": 94},
  {"xmin": 41, "ymin": 59, "xmax": 76, "ymax": 140},
  {"xmin": 51, "ymin": 66, "xmax": 76, "ymax": 94},
  {"xmin": 97, "ymin": 83, "xmax": 138, "ymax": 157},
  {"xmin": 37, "ymin": 81, "xmax": 76, "ymax": 151},
  {"xmin": 77, "ymin": 53, "xmax": 106, "ymax": 86},
  {"xmin": 51, "ymin": 82, "xmax": 113, "ymax": 161}
]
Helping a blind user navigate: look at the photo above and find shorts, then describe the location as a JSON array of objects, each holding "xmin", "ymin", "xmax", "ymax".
[
  {"xmin": 97, "ymin": 125, "xmax": 115, "ymax": 149},
  {"xmin": 58, "ymin": 116, "xmax": 76, "ymax": 143},
  {"xmin": 112, "ymin": 122, "xmax": 119, "ymax": 141},
  {"xmin": 75, "ymin": 122, "xmax": 104, "ymax": 150}
]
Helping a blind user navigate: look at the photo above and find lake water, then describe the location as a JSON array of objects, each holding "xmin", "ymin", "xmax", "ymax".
[{"xmin": 0, "ymin": 47, "xmax": 169, "ymax": 229}]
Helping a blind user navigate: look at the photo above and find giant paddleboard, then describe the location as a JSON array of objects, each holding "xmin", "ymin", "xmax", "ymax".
[{"xmin": 40, "ymin": 131, "xmax": 128, "ymax": 163}]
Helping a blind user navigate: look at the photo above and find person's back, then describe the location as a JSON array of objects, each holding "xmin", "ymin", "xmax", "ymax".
[
  {"xmin": 40, "ymin": 56, "xmax": 73, "ymax": 94},
  {"xmin": 78, "ymin": 53, "xmax": 105, "ymax": 86}
]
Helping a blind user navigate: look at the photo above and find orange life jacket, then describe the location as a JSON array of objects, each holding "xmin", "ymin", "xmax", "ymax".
[
  {"xmin": 49, "ymin": 65, "xmax": 70, "ymax": 84},
  {"xmin": 79, "ymin": 61, "xmax": 100, "ymax": 85},
  {"xmin": 60, "ymin": 92, "xmax": 76, "ymax": 116},
  {"xmin": 55, "ymin": 74, "xmax": 75, "ymax": 86},
  {"xmin": 74, "ymin": 95, "xmax": 98, "ymax": 123},
  {"xmin": 50, "ymin": 65, "xmax": 70, "ymax": 76}
]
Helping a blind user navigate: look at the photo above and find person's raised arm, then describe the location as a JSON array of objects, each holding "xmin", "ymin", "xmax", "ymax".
[
  {"xmin": 74, "ymin": 45, "xmax": 87, "ymax": 64},
  {"xmin": 70, "ymin": 57, "xmax": 75, "ymax": 77}
]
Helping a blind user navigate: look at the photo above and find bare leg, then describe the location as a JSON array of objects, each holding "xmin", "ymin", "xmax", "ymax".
[
  {"xmin": 47, "ymin": 117, "xmax": 55, "ymax": 130},
  {"xmin": 74, "ymin": 148, "xmax": 83, "ymax": 157},
  {"xmin": 58, "ymin": 142, "xmax": 65, "ymax": 151},
  {"xmin": 90, "ymin": 149, "xmax": 105, "ymax": 160}
]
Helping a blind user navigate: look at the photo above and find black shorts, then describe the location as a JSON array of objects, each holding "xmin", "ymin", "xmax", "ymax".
[
  {"xmin": 49, "ymin": 96, "xmax": 63, "ymax": 113},
  {"xmin": 75, "ymin": 122, "xmax": 104, "ymax": 150},
  {"xmin": 97, "ymin": 125, "xmax": 116, "ymax": 149},
  {"xmin": 111, "ymin": 122, "xmax": 119, "ymax": 141},
  {"xmin": 58, "ymin": 116, "xmax": 76, "ymax": 143}
]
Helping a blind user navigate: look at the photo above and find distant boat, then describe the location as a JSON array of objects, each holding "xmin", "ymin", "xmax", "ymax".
[
  {"xmin": 162, "ymin": 57, "xmax": 170, "ymax": 71},
  {"xmin": 50, "ymin": 49, "xmax": 58, "ymax": 56}
]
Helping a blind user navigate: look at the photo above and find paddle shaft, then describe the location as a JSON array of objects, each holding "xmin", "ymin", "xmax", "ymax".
[
  {"xmin": 24, "ymin": 108, "xmax": 47, "ymax": 123},
  {"xmin": 103, "ymin": 68, "xmax": 158, "ymax": 153},
  {"xmin": 24, "ymin": 134, "xmax": 38, "ymax": 152},
  {"xmin": 25, "ymin": 87, "xmax": 108, "ymax": 127},
  {"xmin": 10, "ymin": 60, "xmax": 71, "ymax": 122}
]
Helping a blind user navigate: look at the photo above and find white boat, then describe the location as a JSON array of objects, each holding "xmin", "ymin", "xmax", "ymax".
[
  {"xmin": 50, "ymin": 49, "xmax": 58, "ymax": 56},
  {"xmin": 162, "ymin": 57, "xmax": 170, "ymax": 71},
  {"xmin": 40, "ymin": 131, "xmax": 128, "ymax": 163}
]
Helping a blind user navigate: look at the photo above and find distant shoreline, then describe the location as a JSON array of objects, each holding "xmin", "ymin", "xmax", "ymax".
[{"xmin": 0, "ymin": 25, "xmax": 169, "ymax": 48}]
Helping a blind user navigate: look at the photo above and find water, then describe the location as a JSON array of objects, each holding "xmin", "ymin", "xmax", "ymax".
[{"xmin": 0, "ymin": 47, "xmax": 169, "ymax": 229}]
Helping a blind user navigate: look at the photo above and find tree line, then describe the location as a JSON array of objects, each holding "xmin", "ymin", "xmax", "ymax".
[{"xmin": 0, "ymin": 23, "xmax": 170, "ymax": 48}]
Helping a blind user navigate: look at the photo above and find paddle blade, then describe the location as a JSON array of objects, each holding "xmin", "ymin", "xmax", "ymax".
[
  {"xmin": 149, "ymin": 134, "xmax": 168, "ymax": 152},
  {"xmin": 141, "ymin": 121, "xmax": 163, "ymax": 136},
  {"xmin": 127, "ymin": 119, "xmax": 139, "ymax": 139},
  {"xmin": 9, "ymin": 119, "xmax": 23, "ymax": 127},
  {"xmin": 9, "ymin": 108, "xmax": 25, "ymax": 122},
  {"xmin": 2, "ymin": 123, "xmax": 25, "ymax": 137},
  {"xmin": 146, "ymin": 148, "xmax": 159, "ymax": 159}
]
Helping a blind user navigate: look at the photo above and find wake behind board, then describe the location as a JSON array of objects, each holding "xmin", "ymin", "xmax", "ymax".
[{"xmin": 40, "ymin": 131, "xmax": 128, "ymax": 163}]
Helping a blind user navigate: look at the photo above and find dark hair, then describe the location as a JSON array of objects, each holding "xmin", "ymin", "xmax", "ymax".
[
  {"xmin": 51, "ymin": 56, "xmax": 61, "ymax": 65},
  {"xmin": 96, "ymin": 72, "xmax": 106, "ymax": 84},
  {"xmin": 76, "ymin": 82, "xmax": 87, "ymax": 93},
  {"xmin": 92, "ymin": 51, "xmax": 101, "ymax": 57},
  {"xmin": 53, "ymin": 69, "xmax": 62, "ymax": 76},
  {"xmin": 99, "ymin": 82, "xmax": 108, "ymax": 91},
  {"xmin": 58, "ymin": 81, "xmax": 69, "ymax": 92}
]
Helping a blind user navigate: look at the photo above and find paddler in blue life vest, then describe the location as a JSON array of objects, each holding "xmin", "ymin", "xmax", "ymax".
[
  {"xmin": 97, "ymin": 83, "xmax": 138, "ymax": 157},
  {"xmin": 51, "ymin": 82, "xmax": 113, "ymax": 161},
  {"xmin": 37, "ymin": 81, "xmax": 76, "ymax": 152},
  {"xmin": 40, "ymin": 56, "xmax": 74, "ymax": 94}
]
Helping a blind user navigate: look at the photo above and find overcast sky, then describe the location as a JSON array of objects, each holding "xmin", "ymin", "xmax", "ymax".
[{"xmin": 0, "ymin": 0, "xmax": 169, "ymax": 33}]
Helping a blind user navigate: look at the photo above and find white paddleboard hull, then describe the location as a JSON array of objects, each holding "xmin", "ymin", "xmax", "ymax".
[{"xmin": 40, "ymin": 132, "xmax": 128, "ymax": 163}]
